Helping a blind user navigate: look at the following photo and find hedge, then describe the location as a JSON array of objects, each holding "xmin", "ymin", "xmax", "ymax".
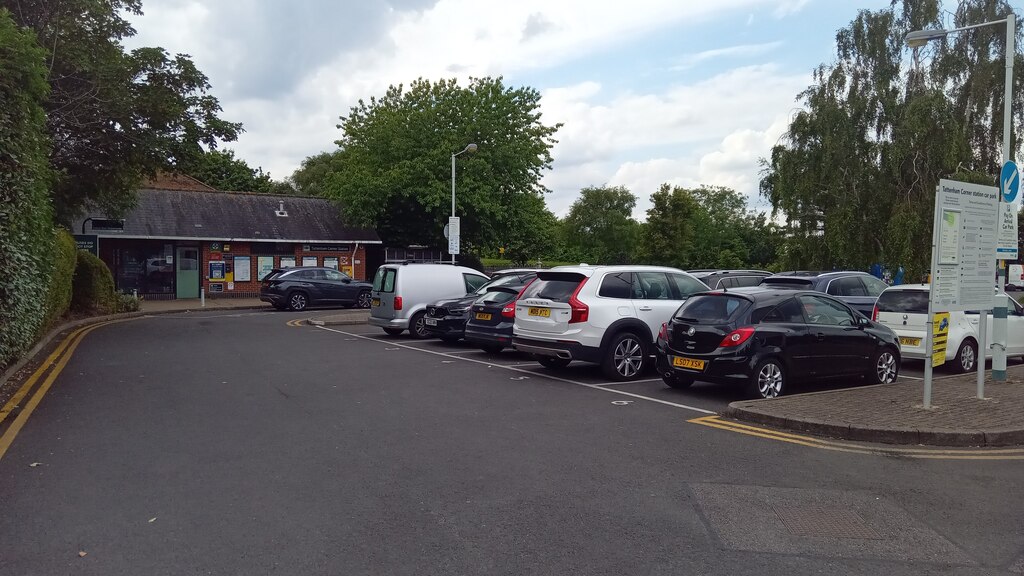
[
  {"xmin": 39, "ymin": 229, "xmax": 78, "ymax": 334},
  {"xmin": 0, "ymin": 10, "xmax": 56, "ymax": 369},
  {"xmin": 72, "ymin": 251, "xmax": 116, "ymax": 314}
]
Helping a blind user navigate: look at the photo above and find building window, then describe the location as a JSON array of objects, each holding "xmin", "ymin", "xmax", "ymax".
[{"xmin": 115, "ymin": 243, "xmax": 175, "ymax": 295}]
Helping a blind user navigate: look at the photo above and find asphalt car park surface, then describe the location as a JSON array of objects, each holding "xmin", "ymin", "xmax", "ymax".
[{"xmin": 1, "ymin": 310, "xmax": 1022, "ymax": 575}]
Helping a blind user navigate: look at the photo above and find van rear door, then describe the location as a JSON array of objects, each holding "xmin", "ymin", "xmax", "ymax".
[{"xmin": 370, "ymin": 266, "xmax": 399, "ymax": 320}]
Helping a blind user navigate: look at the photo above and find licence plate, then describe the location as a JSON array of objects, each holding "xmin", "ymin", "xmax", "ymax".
[
  {"xmin": 371, "ymin": 298, "xmax": 381, "ymax": 307},
  {"xmin": 425, "ymin": 318, "xmax": 437, "ymax": 326},
  {"xmin": 528, "ymin": 308, "xmax": 551, "ymax": 317},
  {"xmin": 672, "ymin": 356, "xmax": 706, "ymax": 370},
  {"xmin": 899, "ymin": 337, "xmax": 921, "ymax": 346},
  {"xmin": 475, "ymin": 312, "xmax": 492, "ymax": 321}
]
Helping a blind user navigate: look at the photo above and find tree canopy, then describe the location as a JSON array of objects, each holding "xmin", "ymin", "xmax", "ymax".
[
  {"xmin": 308, "ymin": 76, "xmax": 561, "ymax": 251},
  {"xmin": 2, "ymin": 0, "xmax": 241, "ymax": 224},
  {"xmin": 561, "ymin": 186, "xmax": 640, "ymax": 264},
  {"xmin": 761, "ymin": 0, "xmax": 1023, "ymax": 277},
  {"xmin": 183, "ymin": 149, "xmax": 294, "ymax": 194}
]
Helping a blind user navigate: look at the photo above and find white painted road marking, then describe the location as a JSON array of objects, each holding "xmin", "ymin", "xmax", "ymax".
[{"xmin": 317, "ymin": 326, "xmax": 715, "ymax": 415}]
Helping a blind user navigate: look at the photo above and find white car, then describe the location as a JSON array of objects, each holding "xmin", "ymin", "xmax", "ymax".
[
  {"xmin": 512, "ymin": 265, "xmax": 708, "ymax": 381},
  {"xmin": 873, "ymin": 284, "xmax": 1024, "ymax": 372}
]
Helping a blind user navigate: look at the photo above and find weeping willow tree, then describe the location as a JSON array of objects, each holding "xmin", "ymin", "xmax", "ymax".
[{"xmin": 761, "ymin": 0, "xmax": 1024, "ymax": 278}]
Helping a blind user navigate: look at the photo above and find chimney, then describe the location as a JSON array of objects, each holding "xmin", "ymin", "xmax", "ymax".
[{"xmin": 275, "ymin": 201, "xmax": 288, "ymax": 217}]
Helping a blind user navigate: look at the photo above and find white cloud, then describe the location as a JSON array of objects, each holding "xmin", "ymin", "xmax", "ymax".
[
  {"xmin": 671, "ymin": 41, "xmax": 783, "ymax": 70},
  {"xmin": 773, "ymin": 0, "xmax": 811, "ymax": 18}
]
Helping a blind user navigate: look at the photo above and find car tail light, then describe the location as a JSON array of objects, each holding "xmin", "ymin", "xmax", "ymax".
[
  {"xmin": 658, "ymin": 322, "xmax": 668, "ymax": 341},
  {"xmin": 871, "ymin": 304, "xmax": 878, "ymax": 322},
  {"xmin": 394, "ymin": 296, "xmax": 403, "ymax": 311},
  {"xmin": 718, "ymin": 327, "xmax": 755, "ymax": 348},
  {"xmin": 568, "ymin": 279, "xmax": 590, "ymax": 323}
]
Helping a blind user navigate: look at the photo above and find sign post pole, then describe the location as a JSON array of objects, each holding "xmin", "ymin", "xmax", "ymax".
[{"xmin": 924, "ymin": 186, "xmax": 941, "ymax": 408}]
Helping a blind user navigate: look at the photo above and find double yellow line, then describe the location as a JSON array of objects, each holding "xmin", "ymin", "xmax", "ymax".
[
  {"xmin": 689, "ymin": 415, "xmax": 1024, "ymax": 460},
  {"xmin": 0, "ymin": 320, "xmax": 117, "ymax": 461}
]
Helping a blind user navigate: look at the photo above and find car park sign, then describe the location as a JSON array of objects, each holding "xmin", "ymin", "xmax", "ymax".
[
  {"xmin": 932, "ymin": 312, "xmax": 949, "ymax": 368},
  {"xmin": 1001, "ymin": 161, "xmax": 1019, "ymax": 202}
]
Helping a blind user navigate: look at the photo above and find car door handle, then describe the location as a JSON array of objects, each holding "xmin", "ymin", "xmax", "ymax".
[{"xmin": 638, "ymin": 306, "xmax": 653, "ymax": 311}]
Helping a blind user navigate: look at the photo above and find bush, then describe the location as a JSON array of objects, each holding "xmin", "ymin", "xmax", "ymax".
[
  {"xmin": 111, "ymin": 292, "xmax": 140, "ymax": 313},
  {"xmin": 39, "ymin": 229, "xmax": 77, "ymax": 333},
  {"xmin": 72, "ymin": 251, "xmax": 116, "ymax": 313},
  {"xmin": 458, "ymin": 253, "xmax": 485, "ymax": 273}
]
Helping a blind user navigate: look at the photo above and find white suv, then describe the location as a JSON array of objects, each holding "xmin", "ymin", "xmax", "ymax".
[{"xmin": 512, "ymin": 265, "xmax": 707, "ymax": 380}]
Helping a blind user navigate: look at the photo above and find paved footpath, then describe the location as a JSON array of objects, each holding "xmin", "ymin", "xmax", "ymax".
[{"xmin": 728, "ymin": 365, "xmax": 1024, "ymax": 446}]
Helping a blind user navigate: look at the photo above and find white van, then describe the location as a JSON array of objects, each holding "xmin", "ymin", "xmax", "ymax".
[
  {"xmin": 368, "ymin": 263, "xmax": 489, "ymax": 338},
  {"xmin": 1008, "ymin": 264, "xmax": 1024, "ymax": 291}
]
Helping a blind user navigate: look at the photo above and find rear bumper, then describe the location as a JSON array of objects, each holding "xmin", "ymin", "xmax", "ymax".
[
  {"xmin": 260, "ymin": 291, "xmax": 284, "ymax": 304},
  {"xmin": 464, "ymin": 324, "xmax": 513, "ymax": 346},
  {"xmin": 368, "ymin": 316, "xmax": 409, "ymax": 329},
  {"xmin": 655, "ymin": 346, "xmax": 754, "ymax": 385},
  {"xmin": 512, "ymin": 337, "xmax": 601, "ymax": 363}
]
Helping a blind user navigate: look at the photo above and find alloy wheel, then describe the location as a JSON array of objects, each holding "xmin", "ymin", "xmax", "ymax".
[
  {"xmin": 961, "ymin": 343, "xmax": 976, "ymax": 372},
  {"xmin": 757, "ymin": 362, "xmax": 783, "ymax": 398},
  {"xmin": 289, "ymin": 293, "xmax": 307, "ymax": 311},
  {"xmin": 613, "ymin": 337, "xmax": 644, "ymax": 378},
  {"xmin": 876, "ymin": 351, "xmax": 898, "ymax": 383},
  {"xmin": 357, "ymin": 291, "xmax": 371, "ymax": 308}
]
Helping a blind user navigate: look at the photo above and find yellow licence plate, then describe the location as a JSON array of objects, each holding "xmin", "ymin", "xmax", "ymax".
[
  {"xmin": 672, "ymin": 356, "xmax": 706, "ymax": 370},
  {"xmin": 475, "ymin": 312, "xmax": 492, "ymax": 321},
  {"xmin": 899, "ymin": 337, "xmax": 921, "ymax": 346},
  {"xmin": 528, "ymin": 308, "xmax": 551, "ymax": 317},
  {"xmin": 371, "ymin": 298, "xmax": 381, "ymax": 307}
]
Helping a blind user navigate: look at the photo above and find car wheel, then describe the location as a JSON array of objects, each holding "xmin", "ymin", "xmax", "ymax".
[
  {"xmin": 537, "ymin": 357, "xmax": 571, "ymax": 369},
  {"xmin": 749, "ymin": 358, "xmax": 785, "ymax": 399},
  {"xmin": 481, "ymin": 344, "xmax": 504, "ymax": 355},
  {"xmin": 383, "ymin": 328, "xmax": 404, "ymax": 337},
  {"xmin": 409, "ymin": 312, "xmax": 430, "ymax": 339},
  {"xmin": 601, "ymin": 332, "xmax": 648, "ymax": 381},
  {"xmin": 356, "ymin": 290, "xmax": 372, "ymax": 309},
  {"xmin": 287, "ymin": 291, "xmax": 308, "ymax": 312},
  {"xmin": 662, "ymin": 373, "xmax": 694, "ymax": 389},
  {"xmin": 953, "ymin": 339, "xmax": 977, "ymax": 373},
  {"xmin": 868, "ymin": 347, "xmax": 900, "ymax": 384}
]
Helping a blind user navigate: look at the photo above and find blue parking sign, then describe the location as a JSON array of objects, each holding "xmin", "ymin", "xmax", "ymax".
[{"xmin": 1000, "ymin": 161, "xmax": 1019, "ymax": 202}]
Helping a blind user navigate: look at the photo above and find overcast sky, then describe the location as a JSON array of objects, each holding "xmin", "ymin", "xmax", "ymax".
[{"xmin": 125, "ymin": 0, "xmax": 893, "ymax": 219}]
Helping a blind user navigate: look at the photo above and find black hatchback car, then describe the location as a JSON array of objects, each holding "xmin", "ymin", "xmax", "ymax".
[
  {"xmin": 463, "ymin": 281, "xmax": 536, "ymax": 354},
  {"xmin": 260, "ymin": 267, "xmax": 373, "ymax": 311},
  {"xmin": 759, "ymin": 271, "xmax": 889, "ymax": 317},
  {"xmin": 424, "ymin": 270, "xmax": 538, "ymax": 342},
  {"xmin": 655, "ymin": 287, "xmax": 900, "ymax": 399}
]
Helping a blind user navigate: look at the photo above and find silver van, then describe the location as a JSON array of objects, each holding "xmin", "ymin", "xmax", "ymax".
[{"xmin": 369, "ymin": 263, "xmax": 489, "ymax": 338}]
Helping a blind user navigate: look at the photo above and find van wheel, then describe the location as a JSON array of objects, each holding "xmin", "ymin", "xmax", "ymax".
[
  {"xmin": 409, "ymin": 312, "xmax": 430, "ymax": 339},
  {"xmin": 601, "ymin": 332, "xmax": 648, "ymax": 381},
  {"xmin": 383, "ymin": 328, "xmax": 404, "ymax": 337},
  {"xmin": 952, "ymin": 339, "xmax": 977, "ymax": 373},
  {"xmin": 537, "ymin": 357, "xmax": 571, "ymax": 369}
]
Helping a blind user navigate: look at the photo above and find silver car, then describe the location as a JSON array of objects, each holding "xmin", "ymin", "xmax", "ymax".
[{"xmin": 369, "ymin": 263, "xmax": 490, "ymax": 338}]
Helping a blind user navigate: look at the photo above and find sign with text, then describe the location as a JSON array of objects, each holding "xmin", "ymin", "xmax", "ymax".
[
  {"xmin": 303, "ymin": 244, "xmax": 351, "ymax": 252},
  {"xmin": 208, "ymin": 260, "xmax": 226, "ymax": 282},
  {"xmin": 448, "ymin": 216, "xmax": 460, "ymax": 255},
  {"xmin": 73, "ymin": 234, "xmax": 98, "ymax": 256},
  {"xmin": 997, "ymin": 202, "xmax": 1018, "ymax": 260},
  {"xmin": 930, "ymin": 180, "xmax": 999, "ymax": 312},
  {"xmin": 932, "ymin": 312, "xmax": 949, "ymax": 367}
]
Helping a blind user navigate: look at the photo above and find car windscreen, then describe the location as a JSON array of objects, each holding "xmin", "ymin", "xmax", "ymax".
[
  {"xmin": 760, "ymin": 277, "xmax": 814, "ymax": 289},
  {"xmin": 876, "ymin": 290, "xmax": 928, "ymax": 314},
  {"xmin": 674, "ymin": 294, "xmax": 751, "ymax": 323},
  {"xmin": 521, "ymin": 272, "xmax": 585, "ymax": 302}
]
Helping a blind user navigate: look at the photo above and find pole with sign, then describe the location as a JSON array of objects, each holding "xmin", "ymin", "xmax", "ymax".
[
  {"xmin": 993, "ymin": 160, "xmax": 1020, "ymax": 384},
  {"xmin": 932, "ymin": 312, "xmax": 949, "ymax": 368},
  {"xmin": 447, "ymin": 216, "xmax": 460, "ymax": 259}
]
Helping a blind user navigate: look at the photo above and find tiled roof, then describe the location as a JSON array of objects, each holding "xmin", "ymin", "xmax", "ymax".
[{"xmin": 82, "ymin": 189, "xmax": 380, "ymax": 243}]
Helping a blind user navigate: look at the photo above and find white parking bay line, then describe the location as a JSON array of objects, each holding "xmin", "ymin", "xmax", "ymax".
[
  {"xmin": 317, "ymin": 326, "xmax": 715, "ymax": 415},
  {"xmin": 592, "ymin": 378, "xmax": 662, "ymax": 386}
]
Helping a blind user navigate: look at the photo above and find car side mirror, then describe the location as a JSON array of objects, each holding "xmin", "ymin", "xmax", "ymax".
[{"xmin": 858, "ymin": 316, "xmax": 870, "ymax": 327}]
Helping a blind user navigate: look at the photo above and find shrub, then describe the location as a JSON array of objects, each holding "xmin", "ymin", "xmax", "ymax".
[
  {"xmin": 71, "ymin": 251, "xmax": 116, "ymax": 314},
  {"xmin": 458, "ymin": 253, "xmax": 485, "ymax": 273},
  {"xmin": 39, "ymin": 229, "xmax": 78, "ymax": 333},
  {"xmin": 111, "ymin": 292, "xmax": 140, "ymax": 313}
]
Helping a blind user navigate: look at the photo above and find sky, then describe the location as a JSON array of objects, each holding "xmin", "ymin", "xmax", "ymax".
[{"xmin": 124, "ymin": 0, "xmax": 896, "ymax": 220}]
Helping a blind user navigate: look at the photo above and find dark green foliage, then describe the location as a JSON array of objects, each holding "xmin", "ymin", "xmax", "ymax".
[
  {"xmin": 40, "ymin": 229, "xmax": 78, "ymax": 333},
  {"xmin": 458, "ymin": 254, "xmax": 485, "ymax": 273},
  {"xmin": 0, "ymin": 9, "xmax": 55, "ymax": 368},
  {"xmin": 182, "ymin": 149, "xmax": 294, "ymax": 194},
  {"xmin": 562, "ymin": 186, "xmax": 640, "ymax": 264},
  {"xmin": 72, "ymin": 251, "xmax": 116, "ymax": 314},
  {"xmin": 1, "ymin": 0, "xmax": 242, "ymax": 224},
  {"xmin": 762, "ymin": 0, "xmax": 1022, "ymax": 278}
]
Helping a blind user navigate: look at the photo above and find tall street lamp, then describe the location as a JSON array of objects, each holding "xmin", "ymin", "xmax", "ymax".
[
  {"xmin": 906, "ymin": 13, "xmax": 1016, "ymax": 389},
  {"xmin": 450, "ymin": 142, "xmax": 478, "ymax": 265}
]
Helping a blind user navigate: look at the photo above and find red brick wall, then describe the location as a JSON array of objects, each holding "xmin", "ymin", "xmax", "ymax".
[{"xmin": 202, "ymin": 242, "xmax": 369, "ymax": 298}]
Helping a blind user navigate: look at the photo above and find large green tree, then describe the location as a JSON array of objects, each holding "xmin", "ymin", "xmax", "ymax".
[
  {"xmin": 313, "ymin": 76, "xmax": 561, "ymax": 250},
  {"xmin": 761, "ymin": 0, "xmax": 1023, "ymax": 277},
  {"xmin": 562, "ymin": 186, "xmax": 640, "ymax": 264},
  {"xmin": 638, "ymin": 184, "xmax": 699, "ymax": 269},
  {"xmin": 2, "ymin": 0, "xmax": 241, "ymax": 223},
  {"xmin": 183, "ymin": 149, "xmax": 294, "ymax": 194}
]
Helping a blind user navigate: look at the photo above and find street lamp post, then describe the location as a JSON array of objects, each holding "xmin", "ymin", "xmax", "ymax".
[
  {"xmin": 907, "ymin": 14, "xmax": 1016, "ymax": 395},
  {"xmin": 450, "ymin": 143, "xmax": 478, "ymax": 265}
]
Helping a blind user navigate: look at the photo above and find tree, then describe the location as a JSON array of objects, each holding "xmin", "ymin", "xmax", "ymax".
[
  {"xmin": 562, "ymin": 186, "xmax": 640, "ymax": 264},
  {"xmin": 638, "ymin": 184, "xmax": 699, "ymax": 268},
  {"xmin": 291, "ymin": 151, "xmax": 343, "ymax": 197},
  {"xmin": 183, "ymin": 149, "xmax": 293, "ymax": 194},
  {"xmin": 314, "ymin": 77, "xmax": 561, "ymax": 250},
  {"xmin": 761, "ymin": 0, "xmax": 1022, "ymax": 278},
  {"xmin": 2, "ymin": 0, "xmax": 241, "ymax": 224}
]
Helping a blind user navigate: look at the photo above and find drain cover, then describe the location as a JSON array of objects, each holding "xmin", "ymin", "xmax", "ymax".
[{"xmin": 772, "ymin": 505, "xmax": 881, "ymax": 540}]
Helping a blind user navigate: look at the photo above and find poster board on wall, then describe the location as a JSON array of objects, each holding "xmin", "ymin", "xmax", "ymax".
[
  {"xmin": 233, "ymin": 256, "xmax": 251, "ymax": 282},
  {"xmin": 257, "ymin": 256, "xmax": 275, "ymax": 280}
]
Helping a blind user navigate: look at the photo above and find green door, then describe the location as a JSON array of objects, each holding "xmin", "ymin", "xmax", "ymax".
[{"xmin": 175, "ymin": 247, "xmax": 200, "ymax": 299}]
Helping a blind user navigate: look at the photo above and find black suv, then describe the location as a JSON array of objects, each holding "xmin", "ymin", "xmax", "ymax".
[
  {"xmin": 689, "ymin": 269, "xmax": 772, "ymax": 289},
  {"xmin": 424, "ymin": 270, "xmax": 539, "ymax": 342},
  {"xmin": 758, "ymin": 271, "xmax": 889, "ymax": 317},
  {"xmin": 260, "ymin": 267, "xmax": 373, "ymax": 311}
]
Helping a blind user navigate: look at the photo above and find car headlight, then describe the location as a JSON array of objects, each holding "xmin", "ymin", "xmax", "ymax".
[{"xmin": 450, "ymin": 307, "xmax": 469, "ymax": 314}]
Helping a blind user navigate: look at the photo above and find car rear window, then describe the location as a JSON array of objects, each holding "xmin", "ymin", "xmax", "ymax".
[
  {"xmin": 373, "ymin": 267, "xmax": 397, "ymax": 293},
  {"xmin": 478, "ymin": 289, "xmax": 517, "ymax": 305},
  {"xmin": 760, "ymin": 277, "xmax": 814, "ymax": 289},
  {"xmin": 522, "ymin": 272, "xmax": 585, "ymax": 302},
  {"xmin": 674, "ymin": 295, "xmax": 751, "ymax": 324},
  {"xmin": 876, "ymin": 290, "xmax": 929, "ymax": 314},
  {"xmin": 475, "ymin": 273, "xmax": 526, "ymax": 295}
]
